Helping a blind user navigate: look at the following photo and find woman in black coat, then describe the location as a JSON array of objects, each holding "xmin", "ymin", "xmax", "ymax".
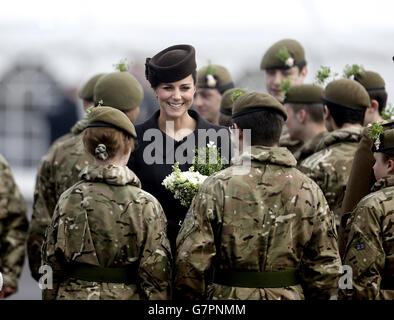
[{"xmin": 128, "ymin": 44, "xmax": 230, "ymax": 254}]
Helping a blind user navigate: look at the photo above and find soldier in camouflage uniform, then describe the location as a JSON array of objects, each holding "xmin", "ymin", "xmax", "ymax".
[
  {"xmin": 27, "ymin": 71, "xmax": 144, "ymax": 281},
  {"xmin": 341, "ymin": 128, "xmax": 394, "ymax": 299},
  {"xmin": 0, "ymin": 155, "xmax": 28, "ymax": 299},
  {"xmin": 194, "ymin": 64, "xmax": 234, "ymax": 125},
  {"xmin": 49, "ymin": 73, "xmax": 106, "ymax": 151},
  {"xmin": 283, "ymin": 84, "xmax": 328, "ymax": 163},
  {"xmin": 42, "ymin": 107, "xmax": 171, "ymax": 300},
  {"xmin": 175, "ymin": 92, "xmax": 341, "ymax": 300},
  {"xmin": 260, "ymin": 39, "xmax": 308, "ymax": 154},
  {"xmin": 299, "ymin": 79, "xmax": 370, "ymax": 229}
]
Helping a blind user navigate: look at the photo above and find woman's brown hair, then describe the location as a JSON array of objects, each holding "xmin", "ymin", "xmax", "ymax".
[{"xmin": 83, "ymin": 127, "xmax": 134, "ymax": 161}]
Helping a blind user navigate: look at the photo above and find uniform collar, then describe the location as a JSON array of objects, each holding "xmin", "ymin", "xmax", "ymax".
[
  {"xmin": 80, "ymin": 164, "xmax": 141, "ymax": 187},
  {"xmin": 371, "ymin": 175, "xmax": 394, "ymax": 192},
  {"xmin": 71, "ymin": 118, "xmax": 89, "ymax": 135},
  {"xmin": 233, "ymin": 145, "xmax": 297, "ymax": 167},
  {"xmin": 315, "ymin": 126, "xmax": 362, "ymax": 152}
]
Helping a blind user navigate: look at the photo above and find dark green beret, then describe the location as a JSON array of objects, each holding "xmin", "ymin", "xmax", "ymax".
[
  {"xmin": 78, "ymin": 73, "xmax": 106, "ymax": 100},
  {"xmin": 145, "ymin": 44, "xmax": 196, "ymax": 87},
  {"xmin": 323, "ymin": 79, "xmax": 370, "ymax": 110},
  {"xmin": 354, "ymin": 70, "xmax": 386, "ymax": 91},
  {"xmin": 94, "ymin": 72, "xmax": 143, "ymax": 112},
  {"xmin": 220, "ymin": 88, "xmax": 246, "ymax": 116},
  {"xmin": 197, "ymin": 64, "xmax": 234, "ymax": 94},
  {"xmin": 284, "ymin": 84, "xmax": 323, "ymax": 104},
  {"xmin": 232, "ymin": 92, "xmax": 287, "ymax": 120},
  {"xmin": 260, "ymin": 39, "xmax": 306, "ymax": 70},
  {"xmin": 87, "ymin": 106, "xmax": 137, "ymax": 138}
]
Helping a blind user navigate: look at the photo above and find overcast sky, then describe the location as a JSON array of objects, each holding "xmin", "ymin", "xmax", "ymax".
[{"xmin": 0, "ymin": 0, "xmax": 393, "ymax": 90}]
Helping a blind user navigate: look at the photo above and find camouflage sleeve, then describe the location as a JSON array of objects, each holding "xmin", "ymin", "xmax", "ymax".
[
  {"xmin": 27, "ymin": 155, "xmax": 56, "ymax": 281},
  {"xmin": 0, "ymin": 157, "xmax": 28, "ymax": 289},
  {"xmin": 175, "ymin": 190, "xmax": 218, "ymax": 300},
  {"xmin": 41, "ymin": 203, "xmax": 63, "ymax": 300},
  {"xmin": 300, "ymin": 189, "xmax": 341, "ymax": 299},
  {"xmin": 341, "ymin": 205, "xmax": 386, "ymax": 300},
  {"xmin": 137, "ymin": 198, "xmax": 172, "ymax": 300}
]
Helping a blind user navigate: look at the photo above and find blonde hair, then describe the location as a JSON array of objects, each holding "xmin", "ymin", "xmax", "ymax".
[{"xmin": 83, "ymin": 127, "xmax": 134, "ymax": 161}]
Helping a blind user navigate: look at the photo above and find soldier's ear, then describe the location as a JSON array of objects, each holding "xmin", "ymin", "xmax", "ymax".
[
  {"xmin": 297, "ymin": 109, "xmax": 307, "ymax": 123},
  {"xmin": 323, "ymin": 105, "xmax": 330, "ymax": 120},
  {"xmin": 387, "ymin": 159, "xmax": 394, "ymax": 174},
  {"xmin": 370, "ymin": 99, "xmax": 379, "ymax": 113}
]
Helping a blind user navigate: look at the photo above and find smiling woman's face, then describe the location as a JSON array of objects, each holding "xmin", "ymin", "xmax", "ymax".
[{"xmin": 155, "ymin": 74, "xmax": 196, "ymax": 120}]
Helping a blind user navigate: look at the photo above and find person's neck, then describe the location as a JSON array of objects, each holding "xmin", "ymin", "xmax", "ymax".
[
  {"xmin": 299, "ymin": 123, "xmax": 326, "ymax": 143},
  {"xmin": 337, "ymin": 122, "xmax": 362, "ymax": 130},
  {"xmin": 158, "ymin": 111, "xmax": 196, "ymax": 141}
]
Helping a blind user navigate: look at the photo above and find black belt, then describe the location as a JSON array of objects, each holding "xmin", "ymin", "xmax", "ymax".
[
  {"xmin": 213, "ymin": 269, "xmax": 300, "ymax": 288},
  {"xmin": 66, "ymin": 263, "xmax": 137, "ymax": 284}
]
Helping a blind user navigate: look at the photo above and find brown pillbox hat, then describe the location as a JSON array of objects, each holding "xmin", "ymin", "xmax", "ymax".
[
  {"xmin": 232, "ymin": 91, "xmax": 287, "ymax": 120},
  {"xmin": 87, "ymin": 106, "xmax": 137, "ymax": 138},
  {"xmin": 145, "ymin": 44, "xmax": 196, "ymax": 87}
]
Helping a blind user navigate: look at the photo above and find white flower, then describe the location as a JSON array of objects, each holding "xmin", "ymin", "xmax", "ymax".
[
  {"xmin": 206, "ymin": 74, "xmax": 217, "ymax": 87},
  {"xmin": 207, "ymin": 141, "xmax": 217, "ymax": 149},
  {"xmin": 285, "ymin": 57, "xmax": 294, "ymax": 67}
]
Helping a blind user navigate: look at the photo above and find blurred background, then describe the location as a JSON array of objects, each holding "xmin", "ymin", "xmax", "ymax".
[{"xmin": 1, "ymin": 0, "xmax": 394, "ymax": 299}]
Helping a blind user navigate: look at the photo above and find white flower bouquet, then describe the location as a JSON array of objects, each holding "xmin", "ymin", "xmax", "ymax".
[{"xmin": 162, "ymin": 141, "xmax": 224, "ymax": 207}]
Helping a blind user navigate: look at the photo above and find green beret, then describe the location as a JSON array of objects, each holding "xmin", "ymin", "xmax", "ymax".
[
  {"xmin": 284, "ymin": 84, "xmax": 323, "ymax": 104},
  {"xmin": 354, "ymin": 70, "xmax": 386, "ymax": 91},
  {"xmin": 197, "ymin": 64, "xmax": 234, "ymax": 94},
  {"xmin": 94, "ymin": 72, "xmax": 143, "ymax": 112},
  {"xmin": 260, "ymin": 39, "xmax": 306, "ymax": 70},
  {"xmin": 145, "ymin": 44, "xmax": 196, "ymax": 87},
  {"xmin": 78, "ymin": 73, "xmax": 106, "ymax": 100},
  {"xmin": 232, "ymin": 91, "xmax": 287, "ymax": 120},
  {"xmin": 87, "ymin": 106, "xmax": 137, "ymax": 138},
  {"xmin": 220, "ymin": 88, "xmax": 246, "ymax": 116},
  {"xmin": 323, "ymin": 79, "xmax": 370, "ymax": 110}
]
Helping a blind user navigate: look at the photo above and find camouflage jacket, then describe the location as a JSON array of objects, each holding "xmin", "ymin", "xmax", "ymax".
[
  {"xmin": 341, "ymin": 175, "xmax": 394, "ymax": 300},
  {"xmin": 0, "ymin": 155, "xmax": 28, "ymax": 289},
  {"xmin": 175, "ymin": 146, "xmax": 341, "ymax": 300},
  {"xmin": 28, "ymin": 128, "xmax": 92, "ymax": 281},
  {"xmin": 294, "ymin": 131, "xmax": 329, "ymax": 163},
  {"xmin": 48, "ymin": 118, "xmax": 88, "ymax": 153},
  {"xmin": 299, "ymin": 126, "xmax": 363, "ymax": 228},
  {"xmin": 42, "ymin": 164, "xmax": 172, "ymax": 300}
]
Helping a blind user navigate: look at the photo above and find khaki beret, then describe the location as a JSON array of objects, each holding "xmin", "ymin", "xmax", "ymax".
[
  {"xmin": 78, "ymin": 73, "xmax": 106, "ymax": 100},
  {"xmin": 220, "ymin": 88, "xmax": 247, "ymax": 116},
  {"xmin": 372, "ymin": 128, "xmax": 394, "ymax": 153},
  {"xmin": 354, "ymin": 70, "xmax": 386, "ymax": 91},
  {"xmin": 232, "ymin": 91, "xmax": 287, "ymax": 120},
  {"xmin": 94, "ymin": 72, "xmax": 143, "ymax": 112},
  {"xmin": 145, "ymin": 44, "xmax": 196, "ymax": 87},
  {"xmin": 323, "ymin": 79, "xmax": 370, "ymax": 110},
  {"xmin": 87, "ymin": 106, "xmax": 137, "ymax": 138},
  {"xmin": 284, "ymin": 84, "xmax": 323, "ymax": 104},
  {"xmin": 197, "ymin": 64, "xmax": 234, "ymax": 94},
  {"xmin": 260, "ymin": 39, "xmax": 306, "ymax": 70}
]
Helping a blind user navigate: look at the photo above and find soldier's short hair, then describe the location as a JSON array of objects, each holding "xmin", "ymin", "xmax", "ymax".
[
  {"xmin": 368, "ymin": 89, "xmax": 388, "ymax": 114},
  {"xmin": 288, "ymin": 102, "xmax": 324, "ymax": 123},
  {"xmin": 234, "ymin": 110, "xmax": 284, "ymax": 146},
  {"xmin": 325, "ymin": 101, "xmax": 365, "ymax": 128}
]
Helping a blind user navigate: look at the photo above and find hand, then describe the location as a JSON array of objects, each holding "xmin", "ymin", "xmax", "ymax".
[{"xmin": 0, "ymin": 286, "xmax": 17, "ymax": 299}]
